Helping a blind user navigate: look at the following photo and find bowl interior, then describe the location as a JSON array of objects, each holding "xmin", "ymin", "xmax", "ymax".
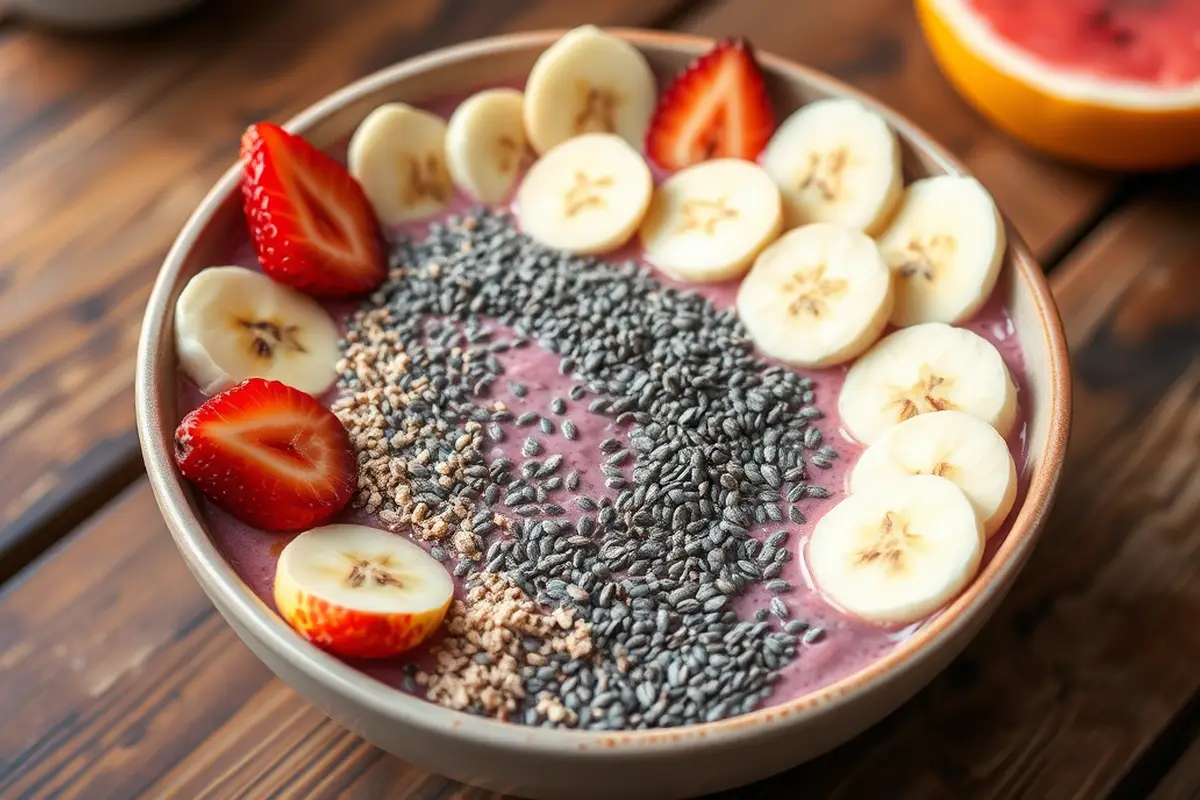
[{"xmin": 136, "ymin": 28, "xmax": 1069, "ymax": 753}]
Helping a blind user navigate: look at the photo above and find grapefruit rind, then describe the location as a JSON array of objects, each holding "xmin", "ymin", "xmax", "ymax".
[{"xmin": 917, "ymin": 0, "xmax": 1200, "ymax": 169}]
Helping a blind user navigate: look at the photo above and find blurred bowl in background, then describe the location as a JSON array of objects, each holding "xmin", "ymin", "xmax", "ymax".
[{"xmin": 4, "ymin": 0, "xmax": 202, "ymax": 29}]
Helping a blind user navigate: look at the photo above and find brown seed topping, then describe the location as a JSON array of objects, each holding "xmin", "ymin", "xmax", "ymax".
[{"xmin": 417, "ymin": 573, "xmax": 593, "ymax": 722}]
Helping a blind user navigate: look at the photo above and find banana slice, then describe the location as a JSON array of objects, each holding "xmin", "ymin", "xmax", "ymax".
[
  {"xmin": 838, "ymin": 322, "xmax": 1017, "ymax": 445},
  {"xmin": 877, "ymin": 175, "xmax": 1005, "ymax": 327},
  {"xmin": 807, "ymin": 474, "xmax": 984, "ymax": 625},
  {"xmin": 736, "ymin": 222, "xmax": 894, "ymax": 368},
  {"xmin": 639, "ymin": 159, "xmax": 782, "ymax": 283},
  {"xmin": 523, "ymin": 25, "xmax": 657, "ymax": 154},
  {"xmin": 761, "ymin": 98, "xmax": 902, "ymax": 234},
  {"xmin": 516, "ymin": 132, "xmax": 652, "ymax": 254},
  {"xmin": 445, "ymin": 88, "xmax": 530, "ymax": 204},
  {"xmin": 274, "ymin": 524, "xmax": 454, "ymax": 659},
  {"xmin": 174, "ymin": 266, "xmax": 340, "ymax": 396},
  {"xmin": 348, "ymin": 103, "xmax": 452, "ymax": 226},
  {"xmin": 850, "ymin": 410, "xmax": 1017, "ymax": 536}
]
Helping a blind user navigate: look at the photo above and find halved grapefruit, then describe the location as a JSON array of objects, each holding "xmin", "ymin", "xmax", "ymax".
[{"xmin": 916, "ymin": 0, "xmax": 1200, "ymax": 170}]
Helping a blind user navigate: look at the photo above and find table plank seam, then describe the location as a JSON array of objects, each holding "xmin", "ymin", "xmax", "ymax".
[
  {"xmin": 650, "ymin": 0, "xmax": 725, "ymax": 30},
  {"xmin": 1110, "ymin": 689, "xmax": 1200, "ymax": 799},
  {"xmin": 0, "ymin": 608, "xmax": 223, "ymax": 798},
  {"xmin": 1039, "ymin": 175, "xmax": 1146, "ymax": 273}
]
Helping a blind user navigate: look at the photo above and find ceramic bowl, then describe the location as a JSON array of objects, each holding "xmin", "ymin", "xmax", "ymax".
[{"xmin": 136, "ymin": 29, "xmax": 1071, "ymax": 800}]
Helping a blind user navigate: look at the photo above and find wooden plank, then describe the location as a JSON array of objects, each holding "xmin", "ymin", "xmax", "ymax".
[
  {"xmin": 0, "ymin": 483, "xmax": 273, "ymax": 799},
  {"xmin": 6, "ymin": 185, "xmax": 1197, "ymax": 797},
  {"xmin": 1149, "ymin": 733, "xmax": 1200, "ymax": 800},
  {"xmin": 0, "ymin": 1, "xmax": 1167, "ymax": 796},
  {"xmin": 0, "ymin": 0, "xmax": 698, "ymax": 578}
]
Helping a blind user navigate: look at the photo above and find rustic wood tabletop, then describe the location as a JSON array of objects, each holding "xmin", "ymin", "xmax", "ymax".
[{"xmin": 0, "ymin": 0, "xmax": 1197, "ymax": 797}]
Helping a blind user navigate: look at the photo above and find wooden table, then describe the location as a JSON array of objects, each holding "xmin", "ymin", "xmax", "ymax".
[{"xmin": 1, "ymin": 0, "xmax": 1197, "ymax": 797}]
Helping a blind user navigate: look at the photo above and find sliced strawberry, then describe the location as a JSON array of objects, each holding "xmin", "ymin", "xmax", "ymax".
[
  {"xmin": 175, "ymin": 378, "xmax": 357, "ymax": 532},
  {"xmin": 241, "ymin": 122, "xmax": 386, "ymax": 298},
  {"xmin": 645, "ymin": 38, "xmax": 776, "ymax": 172}
]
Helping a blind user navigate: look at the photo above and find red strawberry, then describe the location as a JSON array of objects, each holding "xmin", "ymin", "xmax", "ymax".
[
  {"xmin": 240, "ymin": 122, "xmax": 386, "ymax": 298},
  {"xmin": 175, "ymin": 378, "xmax": 357, "ymax": 532},
  {"xmin": 645, "ymin": 38, "xmax": 776, "ymax": 172}
]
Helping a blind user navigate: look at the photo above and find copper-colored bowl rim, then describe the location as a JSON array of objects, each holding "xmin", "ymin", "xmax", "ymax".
[{"xmin": 136, "ymin": 28, "xmax": 1072, "ymax": 757}]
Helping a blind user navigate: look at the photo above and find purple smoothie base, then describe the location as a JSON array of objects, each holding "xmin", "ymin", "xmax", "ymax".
[{"xmin": 176, "ymin": 83, "xmax": 1032, "ymax": 717}]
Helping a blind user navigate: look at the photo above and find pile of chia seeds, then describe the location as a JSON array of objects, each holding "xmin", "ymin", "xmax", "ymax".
[{"xmin": 333, "ymin": 209, "xmax": 838, "ymax": 730}]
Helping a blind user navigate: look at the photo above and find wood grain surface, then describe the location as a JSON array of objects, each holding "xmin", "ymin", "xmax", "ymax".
[
  {"xmin": 1150, "ymin": 734, "xmax": 1200, "ymax": 800},
  {"xmin": 2, "ymin": 0, "xmax": 1198, "ymax": 797}
]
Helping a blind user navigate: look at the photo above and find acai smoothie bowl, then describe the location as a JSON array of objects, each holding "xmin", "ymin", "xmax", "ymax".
[{"xmin": 136, "ymin": 27, "xmax": 1071, "ymax": 800}]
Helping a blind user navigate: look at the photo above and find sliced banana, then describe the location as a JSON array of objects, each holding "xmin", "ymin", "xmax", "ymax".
[
  {"xmin": 736, "ymin": 222, "xmax": 894, "ymax": 368},
  {"xmin": 516, "ymin": 132, "xmax": 652, "ymax": 255},
  {"xmin": 174, "ymin": 266, "xmax": 340, "ymax": 396},
  {"xmin": 348, "ymin": 103, "xmax": 452, "ymax": 226},
  {"xmin": 838, "ymin": 322, "xmax": 1017, "ymax": 445},
  {"xmin": 761, "ymin": 98, "xmax": 902, "ymax": 234},
  {"xmin": 877, "ymin": 175, "xmax": 1005, "ymax": 327},
  {"xmin": 274, "ymin": 524, "xmax": 454, "ymax": 659},
  {"xmin": 445, "ymin": 88, "xmax": 530, "ymax": 204},
  {"xmin": 523, "ymin": 25, "xmax": 657, "ymax": 155},
  {"xmin": 807, "ymin": 474, "xmax": 984, "ymax": 626},
  {"xmin": 639, "ymin": 159, "xmax": 782, "ymax": 283},
  {"xmin": 850, "ymin": 410, "xmax": 1017, "ymax": 536}
]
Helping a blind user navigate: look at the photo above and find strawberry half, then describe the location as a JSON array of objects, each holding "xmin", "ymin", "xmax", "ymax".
[
  {"xmin": 241, "ymin": 122, "xmax": 386, "ymax": 298},
  {"xmin": 175, "ymin": 378, "xmax": 357, "ymax": 532},
  {"xmin": 645, "ymin": 38, "xmax": 776, "ymax": 172}
]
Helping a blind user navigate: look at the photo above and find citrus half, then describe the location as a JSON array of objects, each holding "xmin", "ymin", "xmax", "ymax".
[{"xmin": 916, "ymin": 0, "xmax": 1200, "ymax": 170}]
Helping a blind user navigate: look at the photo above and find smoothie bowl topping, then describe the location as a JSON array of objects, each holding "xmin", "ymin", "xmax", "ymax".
[{"xmin": 169, "ymin": 25, "xmax": 1025, "ymax": 732}]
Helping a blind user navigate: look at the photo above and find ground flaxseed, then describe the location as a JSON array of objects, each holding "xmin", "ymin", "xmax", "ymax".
[{"xmin": 416, "ymin": 572, "xmax": 592, "ymax": 723}]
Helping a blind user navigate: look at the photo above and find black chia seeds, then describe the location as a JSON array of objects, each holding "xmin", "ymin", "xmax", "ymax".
[{"xmin": 332, "ymin": 209, "xmax": 835, "ymax": 731}]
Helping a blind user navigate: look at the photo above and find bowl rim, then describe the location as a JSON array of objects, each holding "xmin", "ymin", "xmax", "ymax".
[{"xmin": 136, "ymin": 27, "xmax": 1072, "ymax": 756}]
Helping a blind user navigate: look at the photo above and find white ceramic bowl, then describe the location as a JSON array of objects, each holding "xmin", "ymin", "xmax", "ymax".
[{"xmin": 136, "ymin": 29, "xmax": 1071, "ymax": 800}]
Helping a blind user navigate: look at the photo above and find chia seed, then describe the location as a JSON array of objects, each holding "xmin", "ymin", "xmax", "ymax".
[{"xmin": 329, "ymin": 209, "xmax": 841, "ymax": 732}]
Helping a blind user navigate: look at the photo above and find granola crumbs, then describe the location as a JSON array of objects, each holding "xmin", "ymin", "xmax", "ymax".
[
  {"xmin": 332, "ymin": 306, "xmax": 483, "ymax": 556},
  {"xmin": 418, "ymin": 572, "xmax": 593, "ymax": 723}
]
